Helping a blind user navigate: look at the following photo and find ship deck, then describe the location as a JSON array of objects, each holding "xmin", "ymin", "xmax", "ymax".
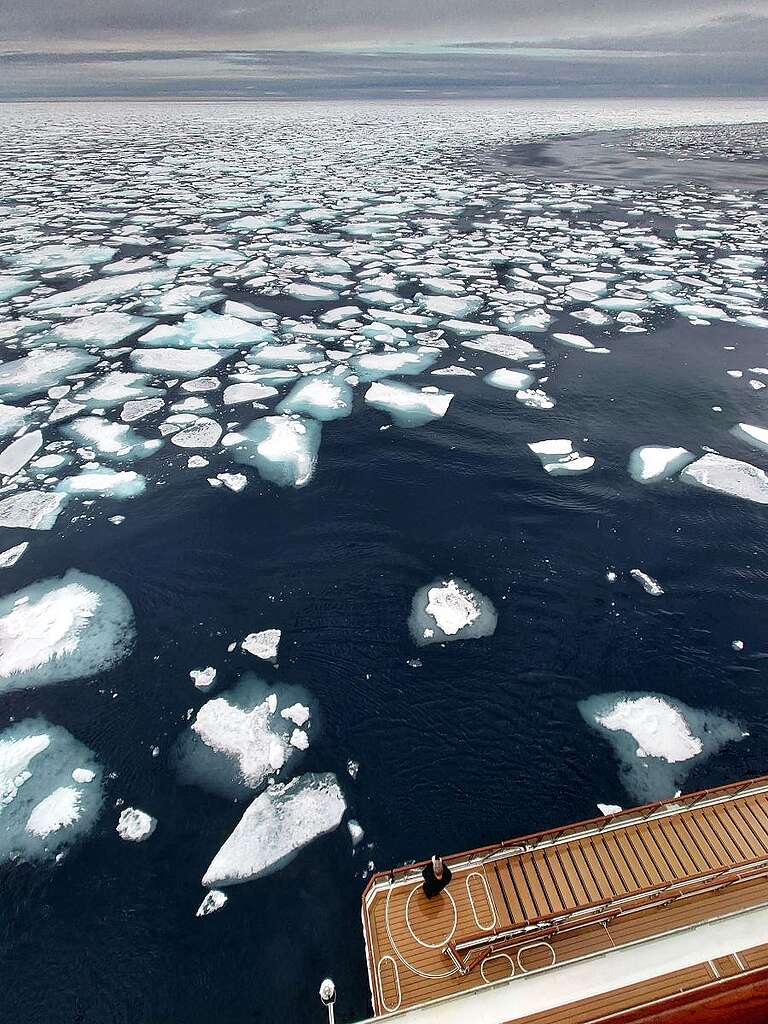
[{"xmin": 361, "ymin": 775, "xmax": 768, "ymax": 1020}]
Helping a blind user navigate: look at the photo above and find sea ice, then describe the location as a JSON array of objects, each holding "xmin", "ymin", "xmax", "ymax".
[
  {"xmin": 139, "ymin": 312, "xmax": 273, "ymax": 349},
  {"xmin": 579, "ymin": 692, "xmax": 745, "ymax": 802},
  {"xmin": 169, "ymin": 418, "xmax": 223, "ymax": 449},
  {"xmin": 45, "ymin": 312, "xmax": 154, "ymax": 348},
  {"xmin": 56, "ymin": 468, "xmax": 147, "ymax": 500},
  {"xmin": 0, "ymin": 718, "xmax": 103, "ymax": 863},
  {"xmin": 64, "ymin": 417, "xmax": 162, "ymax": 462},
  {"xmin": 0, "ymin": 490, "xmax": 67, "ymax": 531},
  {"xmin": 680, "ymin": 454, "xmax": 768, "ymax": 504},
  {"xmin": 408, "ymin": 577, "xmax": 497, "ymax": 645},
  {"xmin": 630, "ymin": 569, "xmax": 664, "ymax": 597},
  {"xmin": 730, "ymin": 423, "xmax": 768, "ymax": 454},
  {"xmin": 365, "ymin": 381, "xmax": 453, "ymax": 427},
  {"xmin": 202, "ymin": 772, "xmax": 346, "ymax": 886},
  {"xmin": 0, "ymin": 430, "xmax": 43, "ymax": 477},
  {"xmin": 0, "ymin": 569, "xmax": 135, "ymax": 692},
  {"xmin": 222, "ymin": 384, "xmax": 278, "ymax": 405},
  {"xmin": 484, "ymin": 368, "xmax": 535, "ymax": 392},
  {"xmin": 175, "ymin": 674, "xmax": 312, "ymax": 799},
  {"xmin": 241, "ymin": 630, "xmax": 281, "ymax": 661},
  {"xmin": 222, "ymin": 415, "xmax": 321, "ymax": 488},
  {"xmin": 528, "ymin": 440, "xmax": 594, "ymax": 475},
  {"xmin": 628, "ymin": 447, "xmax": 694, "ymax": 483},
  {"xmin": 130, "ymin": 348, "xmax": 234, "ymax": 377},
  {"xmin": 461, "ymin": 335, "xmax": 542, "ymax": 362},
  {"xmin": 28, "ymin": 269, "xmax": 177, "ymax": 312},
  {"xmin": 116, "ymin": 807, "xmax": 157, "ymax": 842},
  {"xmin": 191, "ymin": 667, "xmax": 217, "ymax": 691},
  {"xmin": 0, "ymin": 349, "xmax": 98, "ymax": 400},
  {"xmin": 196, "ymin": 890, "xmax": 228, "ymax": 917},
  {"xmin": 0, "ymin": 542, "xmax": 28, "ymax": 568},
  {"xmin": 276, "ymin": 375, "xmax": 353, "ymax": 421}
]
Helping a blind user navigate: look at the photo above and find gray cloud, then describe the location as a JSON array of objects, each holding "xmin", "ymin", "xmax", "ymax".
[{"xmin": 2, "ymin": 0, "xmax": 764, "ymax": 50}]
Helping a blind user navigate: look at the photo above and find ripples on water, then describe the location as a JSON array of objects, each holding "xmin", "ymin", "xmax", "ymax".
[{"xmin": 0, "ymin": 100, "xmax": 767, "ymax": 1023}]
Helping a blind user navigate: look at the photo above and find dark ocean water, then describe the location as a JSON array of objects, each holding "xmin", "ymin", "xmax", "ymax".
[{"xmin": 1, "ymin": 104, "xmax": 768, "ymax": 1024}]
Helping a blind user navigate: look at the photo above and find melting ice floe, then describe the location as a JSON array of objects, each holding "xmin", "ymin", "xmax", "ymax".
[
  {"xmin": 202, "ymin": 772, "xmax": 346, "ymax": 887},
  {"xmin": 222, "ymin": 416, "xmax": 320, "ymax": 488},
  {"xmin": 241, "ymin": 629, "xmax": 281, "ymax": 661},
  {"xmin": 528, "ymin": 439, "xmax": 594, "ymax": 475},
  {"xmin": 197, "ymin": 890, "xmax": 228, "ymax": 917},
  {"xmin": 579, "ymin": 692, "xmax": 745, "ymax": 802},
  {"xmin": 174, "ymin": 674, "xmax": 312, "ymax": 799},
  {"xmin": 628, "ymin": 446, "xmax": 694, "ymax": 483},
  {"xmin": 276, "ymin": 375, "xmax": 353, "ymax": 421},
  {"xmin": 0, "ymin": 490, "xmax": 67, "ymax": 530},
  {"xmin": 0, "ymin": 718, "xmax": 103, "ymax": 863},
  {"xmin": 365, "ymin": 382, "xmax": 453, "ymax": 427},
  {"xmin": 0, "ymin": 570, "xmax": 135, "ymax": 692},
  {"xmin": 680, "ymin": 454, "xmax": 768, "ymax": 504},
  {"xmin": 116, "ymin": 807, "xmax": 157, "ymax": 842},
  {"xmin": 57, "ymin": 468, "xmax": 146, "ymax": 500},
  {"xmin": 408, "ymin": 577, "xmax": 497, "ymax": 645}
]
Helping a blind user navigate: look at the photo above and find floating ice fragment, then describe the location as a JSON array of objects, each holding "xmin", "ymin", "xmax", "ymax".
[
  {"xmin": 28, "ymin": 269, "xmax": 177, "ymax": 312},
  {"xmin": 175, "ymin": 674, "xmax": 312, "ymax": 799},
  {"xmin": 0, "ymin": 490, "xmax": 67, "ymax": 530},
  {"xmin": 0, "ymin": 542, "xmax": 28, "ymax": 568},
  {"xmin": 0, "ymin": 349, "xmax": 98, "ymax": 400},
  {"xmin": 484, "ymin": 368, "xmax": 535, "ymax": 392},
  {"xmin": 121, "ymin": 398, "xmax": 165, "ymax": 423},
  {"xmin": 0, "ymin": 404, "xmax": 31, "ymax": 439},
  {"xmin": 217, "ymin": 473, "xmax": 247, "ymax": 493},
  {"xmin": 140, "ymin": 312, "xmax": 273, "ymax": 350},
  {"xmin": 277, "ymin": 375, "xmax": 353, "ymax": 421},
  {"xmin": 0, "ymin": 569, "xmax": 135, "ymax": 692},
  {"xmin": 528, "ymin": 439, "xmax": 594, "ymax": 475},
  {"xmin": 551, "ymin": 332, "xmax": 594, "ymax": 350},
  {"xmin": 579, "ymin": 692, "xmax": 744, "ymax": 802},
  {"xmin": 223, "ymin": 415, "xmax": 320, "ymax": 488},
  {"xmin": 190, "ymin": 667, "xmax": 217, "ymax": 691},
  {"xmin": 0, "ymin": 718, "xmax": 103, "ymax": 863},
  {"xmin": 242, "ymin": 629, "xmax": 281, "ymax": 661},
  {"xmin": 7, "ymin": 244, "xmax": 116, "ymax": 271},
  {"xmin": 461, "ymin": 335, "xmax": 542, "ymax": 362},
  {"xmin": 0, "ymin": 430, "xmax": 43, "ymax": 477},
  {"xmin": 365, "ymin": 381, "xmax": 452, "ymax": 427},
  {"xmin": 116, "ymin": 807, "xmax": 157, "ymax": 842},
  {"xmin": 170, "ymin": 418, "xmax": 222, "ymax": 449},
  {"xmin": 680, "ymin": 454, "xmax": 768, "ymax": 504},
  {"xmin": 131, "ymin": 348, "xmax": 234, "ymax": 378},
  {"xmin": 196, "ymin": 890, "xmax": 228, "ymax": 917},
  {"xmin": 409, "ymin": 577, "xmax": 497, "ymax": 646},
  {"xmin": 348, "ymin": 820, "xmax": 364, "ymax": 847},
  {"xmin": 57, "ymin": 468, "xmax": 146, "ymax": 500},
  {"xmin": 628, "ymin": 447, "xmax": 694, "ymax": 483},
  {"xmin": 64, "ymin": 417, "xmax": 162, "ymax": 462},
  {"xmin": 730, "ymin": 423, "xmax": 768, "ymax": 455},
  {"xmin": 350, "ymin": 348, "xmax": 440, "ymax": 382},
  {"xmin": 281, "ymin": 704, "xmax": 310, "ymax": 727},
  {"xmin": 223, "ymin": 384, "xmax": 277, "ymax": 405},
  {"xmin": 202, "ymin": 772, "xmax": 346, "ymax": 887},
  {"xmin": 46, "ymin": 312, "xmax": 154, "ymax": 348},
  {"xmin": 630, "ymin": 569, "xmax": 664, "ymax": 597}
]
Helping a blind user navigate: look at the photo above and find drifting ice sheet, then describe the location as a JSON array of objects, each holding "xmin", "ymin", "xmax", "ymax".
[{"xmin": 680, "ymin": 454, "xmax": 768, "ymax": 504}]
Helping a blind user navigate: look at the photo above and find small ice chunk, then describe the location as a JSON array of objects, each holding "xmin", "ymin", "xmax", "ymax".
[
  {"xmin": 196, "ymin": 890, "xmax": 228, "ymax": 917},
  {"xmin": 170, "ymin": 418, "xmax": 223, "ymax": 449},
  {"xmin": 116, "ymin": 807, "xmax": 157, "ymax": 842},
  {"xmin": 484, "ymin": 368, "xmax": 535, "ymax": 392},
  {"xmin": 223, "ymin": 383, "xmax": 278, "ymax": 405},
  {"xmin": 72, "ymin": 768, "xmax": 95, "ymax": 784},
  {"xmin": 57, "ymin": 468, "xmax": 146, "ymax": 500},
  {"xmin": 551, "ymin": 332, "xmax": 594, "ymax": 350},
  {"xmin": 0, "ymin": 541, "xmax": 28, "ymax": 568},
  {"xmin": 191, "ymin": 667, "xmax": 217, "ymax": 691},
  {"xmin": 280, "ymin": 703, "xmax": 310, "ymax": 727},
  {"xmin": 528, "ymin": 439, "xmax": 594, "ymax": 475},
  {"xmin": 597, "ymin": 804, "xmax": 622, "ymax": 816},
  {"xmin": 202, "ymin": 772, "xmax": 346, "ymax": 886},
  {"xmin": 409, "ymin": 577, "xmax": 497, "ymax": 645},
  {"xmin": 217, "ymin": 473, "xmax": 247, "ymax": 493},
  {"xmin": 630, "ymin": 569, "xmax": 664, "ymax": 597},
  {"xmin": 242, "ymin": 629, "xmax": 280, "ymax": 661},
  {"xmin": 0, "ymin": 430, "xmax": 43, "ymax": 478},
  {"xmin": 290, "ymin": 729, "xmax": 309, "ymax": 750},
  {"xmin": 348, "ymin": 820, "xmax": 365, "ymax": 846},
  {"xmin": 461, "ymin": 335, "xmax": 542, "ymax": 362},
  {"xmin": 730, "ymin": 423, "xmax": 768, "ymax": 455},
  {"xmin": 732, "ymin": 640, "xmax": 744, "ymax": 652}
]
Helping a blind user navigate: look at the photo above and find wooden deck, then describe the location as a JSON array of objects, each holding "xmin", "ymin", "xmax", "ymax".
[{"xmin": 361, "ymin": 775, "xmax": 768, "ymax": 1019}]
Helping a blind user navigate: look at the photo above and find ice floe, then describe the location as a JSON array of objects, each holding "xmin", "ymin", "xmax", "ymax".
[
  {"xmin": 222, "ymin": 416, "xmax": 320, "ymax": 488},
  {"xmin": 0, "ymin": 718, "xmax": 103, "ymax": 863},
  {"xmin": 528, "ymin": 439, "xmax": 594, "ymax": 475},
  {"xmin": 202, "ymin": 772, "xmax": 346, "ymax": 887},
  {"xmin": 0, "ymin": 490, "xmax": 67, "ymax": 530},
  {"xmin": 196, "ymin": 890, "xmax": 228, "ymax": 917},
  {"xmin": 241, "ymin": 630, "xmax": 281, "ymax": 662},
  {"xmin": 0, "ymin": 570, "xmax": 135, "ymax": 692},
  {"xmin": 628, "ymin": 446, "xmax": 694, "ymax": 483},
  {"xmin": 408, "ymin": 577, "xmax": 497, "ymax": 645},
  {"xmin": 116, "ymin": 807, "xmax": 157, "ymax": 842},
  {"xmin": 365, "ymin": 381, "xmax": 453, "ymax": 427},
  {"xmin": 579, "ymin": 692, "xmax": 745, "ymax": 801},
  {"xmin": 680, "ymin": 454, "xmax": 768, "ymax": 504},
  {"xmin": 630, "ymin": 569, "xmax": 664, "ymax": 597}
]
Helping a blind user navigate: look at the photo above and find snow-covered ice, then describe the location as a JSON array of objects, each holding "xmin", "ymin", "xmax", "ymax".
[
  {"xmin": 202, "ymin": 772, "xmax": 346, "ymax": 886},
  {"xmin": 528, "ymin": 439, "xmax": 594, "ymax": 475},
  {"xmin": 628, "ymin": 446, "xmax": 694, "ymax": 483},
  {"xmin": 222, "ymin": 415, "xmax": 321, "ymax": 488},
  {"xmin": 408, "ymin": 577, "xmax": 497, "ymax": 645},
  {"xmin": 116, "ymin": 807, "xmax": 157, "ymax": 842},
  {"xmin": 680, "ymin": 454, "xmax": 768, "ymax": 504},
  {"xmin": 241, "ymin": 629, "xmax": 281, "ymax": 661}
]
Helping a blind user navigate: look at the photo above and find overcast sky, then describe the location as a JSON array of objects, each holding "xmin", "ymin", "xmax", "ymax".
[{"xmin": 2, "ymin": 1, "xmax": 766, "ymax": 98}]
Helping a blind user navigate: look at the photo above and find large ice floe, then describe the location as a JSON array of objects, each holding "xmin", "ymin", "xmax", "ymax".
[
  {"xmin": 0, "ymin": 570, "xmax": 135, "ymax": 692},
  {"xmin": 174, "ymin": 674, "xmax": 313, "ymax": 799},
  {"xmin": 579, "ymin": 692, "xmax": 746, "ymax": 802},
  {"xmin": 0, "ymin": 718, "xmax": 103, "ymax": 863},
  {"xmin": 365, "ymin": 382, "xmax": 453, "ymax": 427},
  {"xmin": 680, "ymin": 454, "xmax": 768, "ymax": 504},
  {"xmin": 408, "ymin": 577, "xmax": 497, "ymax": 645},
  {"xmin": 202, "ymin": 772, "xmax": 346, "ymax": 887}
]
